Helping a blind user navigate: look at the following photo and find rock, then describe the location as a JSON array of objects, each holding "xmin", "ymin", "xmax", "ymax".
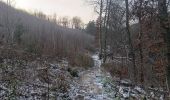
[{"xmin": 67, "ymin": 68, "xmax": 79, "ymax": 77}]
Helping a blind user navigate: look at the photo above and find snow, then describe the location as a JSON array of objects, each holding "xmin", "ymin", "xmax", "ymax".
[
  {"xmin": 0, "ymin": 54, "xmax": 167, "ymax": 99},
  {"xmin": 134, "ymin": 86, "xmax": 146, "ymax": 94},
  {"xmin": 68, "ymin": 54, "xmax": 165, "ymax": 100}
]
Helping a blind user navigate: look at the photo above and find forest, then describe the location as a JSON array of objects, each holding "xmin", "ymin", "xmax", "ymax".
[{"xmin": 0, "ymin": 0, "xmax": 170, "ymax": 100}]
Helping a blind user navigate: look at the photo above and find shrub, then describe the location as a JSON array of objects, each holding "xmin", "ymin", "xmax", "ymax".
[
  {"xmin": 101, "ymin": 63, "xmax": 120, "ymax": 77},
  {"xmin": 69, "ymin": 53, "xmax": 94, "ymax": 68},
  {"xmin": 14, "ymin": 23, "xmax": 25, "ymax": 44},
  {"xmin": 102, "ymin": 63, "xmax": 128, "ymax": 79}
]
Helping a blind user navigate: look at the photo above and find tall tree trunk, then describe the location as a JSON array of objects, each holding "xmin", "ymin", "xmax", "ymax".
[
  {"xmin": 99, "ymin": 0, "xmax": 103, "ymax": 59},
  {"xmin": 125, "ymin": 0, "xmax": 137, "ymax": 83},
  {"xmin": 158, "ymin": 0, "xmax": 170, "ymax": 92},
  {"xmin": 103, "ymin": 0, "xmax": 111, "ymax": 63},
  {"xmin": 138, "ymin": 0, "xmax": 144, "ymax": 85},
  {"xmin": 102, "ymin": 0, "xmax": 108, "ymax": 62}
]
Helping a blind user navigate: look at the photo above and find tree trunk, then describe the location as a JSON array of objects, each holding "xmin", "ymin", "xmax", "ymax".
[
  {"xmin": 103, "ymin": 0, "xmax": 111, "ymax": 63},
  {"xmin": 138, "ymin": 0, "xmax": 144, "ymax": 85},
  {"xmin": 125, "ymin": 0, "xmax": 137, "ymax": 83},
  {"xmin": 99, "ymin": 0, "xmax": 103, "ymax": 60},
  {"xmin": 158, "ymin": 0, "xmax": 170, "ymax": 92}
]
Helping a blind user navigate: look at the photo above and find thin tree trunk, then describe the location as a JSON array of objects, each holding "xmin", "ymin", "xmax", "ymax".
[
  {"xmin": 103, "ymin": 0, "xmax": 111, "ymax": 63},
  {"xmin": 158, "ymin": 0, "xmax": 170, "ymax": 92},
  {"xmin": 99, "ymin": 0, "xmax": 103, "ymax": 59},
  {"xmin": 125, "ymin": 0, "xmax": 137, "ymax": 83},
  {"xmin": 102, "ymin": 0, "xmax": 108, "ymax": 62},
  {"xmin": 138, "ymin": 0, "xmax": 144, "ymax": 85}
]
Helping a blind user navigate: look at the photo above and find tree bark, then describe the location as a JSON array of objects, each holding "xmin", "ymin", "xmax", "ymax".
[
  {"xmin": 103, "ymin": 0, "xmax": 111, "ymax": 63},
  {"xmin": 99, "ymin": 0, "xmax": 103, "ymax": 60},
  {"xmin": 158, "ymin": 0, "xmax": 170, "ymax": 92},
  {"xmin": 138, "ymin": 0, "xmax": 144, "ymax": 85},
  {"xmin": 125, "ymin": 0, "xmax": 137, "ymax": 83}
]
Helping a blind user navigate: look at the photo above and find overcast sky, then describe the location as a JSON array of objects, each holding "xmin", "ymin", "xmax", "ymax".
[{"xmin": 2, "ymin": 0, "xmax": 97, "ymax": 23}]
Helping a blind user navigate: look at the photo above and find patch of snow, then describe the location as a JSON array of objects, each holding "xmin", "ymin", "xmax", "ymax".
[{"xmin": 134, "ymin": 86, "xmax": 146, "ymax": 94}]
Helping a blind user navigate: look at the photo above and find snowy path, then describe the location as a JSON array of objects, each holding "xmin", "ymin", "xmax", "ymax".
[
  {"xmin": 68, "ymin": 54, "xmax": 166, "ymax": 100},
  {"xmin": 69, "ymin": 54, "xmax": 116, "ymax": 100}
]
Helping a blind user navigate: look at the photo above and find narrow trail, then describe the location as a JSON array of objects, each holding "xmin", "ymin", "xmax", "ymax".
[
  {"xmin": 69, "ymin": 54, "xmax": 116, "ymax": 100},
  {"xmin": 69, "ymin": 54, "xmax": 165, "ymax": 100}
]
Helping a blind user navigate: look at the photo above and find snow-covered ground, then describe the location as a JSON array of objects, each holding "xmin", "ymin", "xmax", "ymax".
[
  {"xmin": 68, "ymin": 54, "xmax": 124, "ymax": 100},
  {"xmin": 0, "ymin": 54, "xmax": 167, "ymax": 100},
  {"xmin": 68, "ymin": 54, "xmax": 166, "ymax": 100}
]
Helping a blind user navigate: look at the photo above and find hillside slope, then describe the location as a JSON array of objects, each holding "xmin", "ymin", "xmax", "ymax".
[{"xmin": 0, "ymin": 1, "xmax": 93, "ymax": 57}]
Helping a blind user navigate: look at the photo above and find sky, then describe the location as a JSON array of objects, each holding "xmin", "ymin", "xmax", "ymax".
[{"xmin": 2, "ymin": 0, "xmax": 97, "ymax": 23}]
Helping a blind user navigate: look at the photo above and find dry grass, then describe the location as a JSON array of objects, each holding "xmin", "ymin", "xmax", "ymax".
[
  {"xmin": 101, "ymin": 62, "xmax": 128, "ymax": 79},
  {"xmin": 69, "ymin": 53, "xmax": 94, "ymax": 68}
]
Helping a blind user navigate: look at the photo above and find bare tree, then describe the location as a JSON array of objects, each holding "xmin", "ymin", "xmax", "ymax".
[
  {"xmin": 99, "ymin": 0, "xmax": 103, "ymax": 59},
  {"xmin": 72, "ymin": 16, "xmax": 82, "ymax": 29},
  {"xmin": 137, "ymin": 0, "xmax": 144, "ymax": 85},
  {"xmin": 103, "ymin": 0, "xmax": 111, "ymax": 63},
  {"xmin": 5, "ymin": 0, "xmax": 16, "ymax": 44},
  {"xmin": 125, "ymin": 0, "xmax": 137, "ymax": 83},
  {"xmin": 158, "ymin": 0, "xmax": 170, "ymax": 92},
  {"xmin": 62, "ymin": 16, "xmax": 69, "ymax": 28}
]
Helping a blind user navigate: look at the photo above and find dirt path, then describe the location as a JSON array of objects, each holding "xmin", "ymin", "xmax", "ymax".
[
  {"xmin": 69, "ymin": 54, "xmax": 115, "ymax": 100},
  {"xmin": 68, "ymin": 54, "xmax": 165, "ymax": 100}
]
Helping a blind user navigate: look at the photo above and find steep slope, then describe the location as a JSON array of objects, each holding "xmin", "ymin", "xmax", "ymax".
[{"xmin": 0, "ymin": 1, "xmax": 93, "ymax": 57}]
